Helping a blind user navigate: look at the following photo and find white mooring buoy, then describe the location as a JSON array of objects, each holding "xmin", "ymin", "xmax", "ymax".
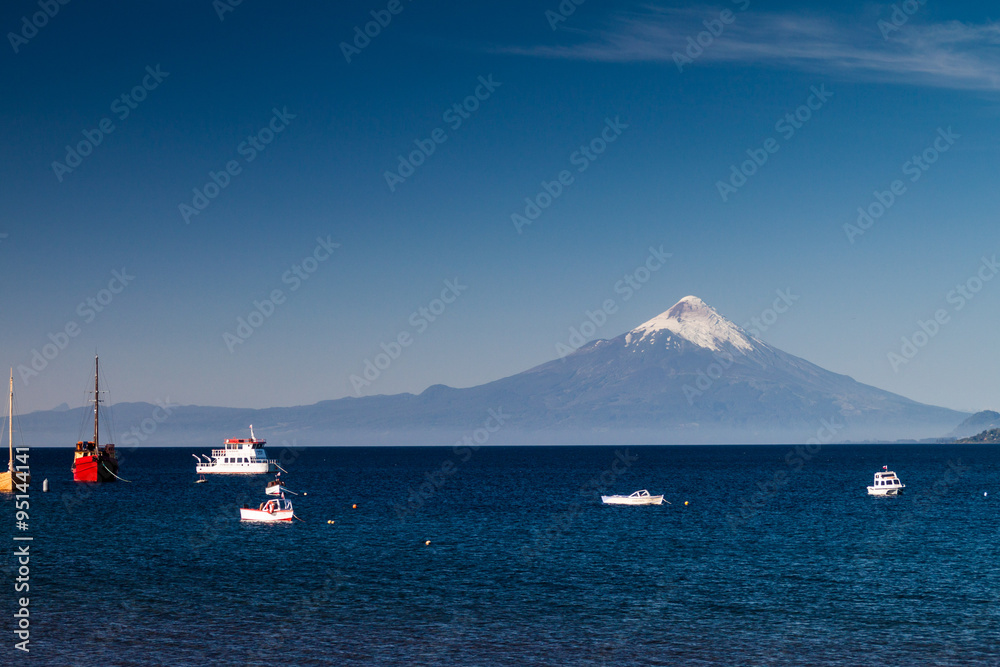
[{"xmin": 43, "ymin": 479, "xmax": 49, "ymax": 492}]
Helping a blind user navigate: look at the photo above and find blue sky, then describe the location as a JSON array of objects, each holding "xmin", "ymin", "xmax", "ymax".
[{"xmin": 2, "ymin": 0, "xmax": 999, "ymax": 415}]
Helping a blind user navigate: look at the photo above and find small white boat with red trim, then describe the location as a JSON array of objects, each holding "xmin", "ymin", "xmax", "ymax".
[
  {"xmin": 601, "ymin": 489, "xmax": 665, "ymax": 505},
  {"xmin": 240, "ymin": 497, "xmax": 294, "ymax": 522}
]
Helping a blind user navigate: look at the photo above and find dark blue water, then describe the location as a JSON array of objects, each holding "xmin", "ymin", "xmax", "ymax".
[{"xmin": 6, "ymin": 444, "xmax": 1000, "ymax": 665}]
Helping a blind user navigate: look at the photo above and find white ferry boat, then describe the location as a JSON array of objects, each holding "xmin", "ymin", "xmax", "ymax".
[
  {"xmin": 867, "ymin": 468, "xmax": 905, "ymax": 496},
  {"xmin": 193, "ymin": 426, "xmax": 276, "ymax": 474}
]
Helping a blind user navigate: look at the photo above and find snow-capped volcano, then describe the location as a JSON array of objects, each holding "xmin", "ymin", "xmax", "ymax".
[
  {"xmin": 17, "ymin": 293, "xmax": 969, "ymax": 445},
  {"xmin": 625, "ymin": 295, "xmax": 755, "ymax": 353}
]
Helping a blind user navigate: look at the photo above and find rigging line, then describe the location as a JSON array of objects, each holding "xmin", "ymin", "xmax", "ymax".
[
  {"xmin": 7, "ymin": 373, "xmax": 23, "ymax": 447},
  {"xmin": 100, "ymin": 463, "xmax": 132, "ymax": 483},
  {"xmin": 97, "ymin": 362, "xmax": 117, "ymax": 444},
  {"xmin": 78, "ymin": 363, "xmax": 97, "ymax": 442},
  {"xmin": 10, "ymin": 392, "xmax": 26, "ymax": 448},
  {"xmin": 78, "ymin": 384, "xmax": 91, "ymax": 442}
]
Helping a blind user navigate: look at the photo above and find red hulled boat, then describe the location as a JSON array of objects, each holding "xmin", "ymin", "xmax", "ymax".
[{"xmin": 72, "ymin": 356, "xmax": 119, "ymax": 483}]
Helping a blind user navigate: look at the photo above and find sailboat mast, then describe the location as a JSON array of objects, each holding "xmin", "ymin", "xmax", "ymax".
[
  {"xmin": 94, "ymin": 355, "xmax": 99, "ymax": 447},
  {"xmin": 8, "ymin": 369, "xmax": 12, "ymax": 473}
]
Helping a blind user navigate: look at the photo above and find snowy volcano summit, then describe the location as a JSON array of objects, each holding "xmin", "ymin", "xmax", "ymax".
[
  {"xmin": 403, "ymin": 294, "xmax": 965, "ymax": 443},
  {"xmin": 626, "ymin": 296, "xmax": 755, "ymax": 353}
]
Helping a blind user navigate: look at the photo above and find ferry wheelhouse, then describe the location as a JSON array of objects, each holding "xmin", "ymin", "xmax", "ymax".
[
  {"xmin": 193, "ymin": 426, "xmax": 276, "ymax": 474},
  {"xmin": 867, "ymin": 468, "xmax": 905, "ymax": 496}
]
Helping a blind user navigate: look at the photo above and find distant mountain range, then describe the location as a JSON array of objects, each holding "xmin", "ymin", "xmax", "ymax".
[
  {"xmin": 948, "ymin": 410, "xmax": 1000, "ymax": 439},
  {"xmin": 19, "ymin": 296, "xmax": 972, "ymax": 446}
]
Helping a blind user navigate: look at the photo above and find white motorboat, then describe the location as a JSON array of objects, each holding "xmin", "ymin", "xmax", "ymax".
[
  {"xmin": 601, "ymin": 489, "xmax": 664, "ymax": 505},
  {"xmin": 265, "ymin": 474, "xmax": 296, "ymax": 496},
  {"xmin": 868, "ymin": 468, "xmax": 905, "ymax": 496},
  {"xmin": 240, "ymin": 497, "xmax": 294, "ymax": 522},
  {"xmin": 193, "ymin": 425, "xmax": 276, "ymax": 474}
]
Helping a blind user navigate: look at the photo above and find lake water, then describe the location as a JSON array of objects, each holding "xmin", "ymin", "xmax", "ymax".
[{"xmin": 7, "ymin": 443, "xmax": 1000, "ymax": 665}]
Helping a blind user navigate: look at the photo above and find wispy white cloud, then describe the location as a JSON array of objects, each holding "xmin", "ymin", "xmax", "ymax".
[{"xmin": 500, "ymin": 7, "xmax": 1000, "ymax": 91}]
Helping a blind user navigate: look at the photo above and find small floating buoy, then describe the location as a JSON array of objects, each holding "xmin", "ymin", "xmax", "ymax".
[
  {"xmin": 352, "ymin": 504, "xmax": 357, "ymax": 509},
  {"xmin": 303, "ymin": 492, "xmax": 307, "ymax": 496},
  {"xmin": 425, "ymin": 540, "xmax": 431, "ymax": 546},
  {"xmin": 327, "ymin": 520, "xmax": 335, "ymax": 524},
  {"xmin": 43, "ymin": 479, "xmax": 49, "ymax": 492},
  {"xmin": 684, "ymin": 501, "xmax": 689, "ymax": 506},
  {"xmin": 985, "ymin": 492, "xmax": 988, "ymax": 497}
]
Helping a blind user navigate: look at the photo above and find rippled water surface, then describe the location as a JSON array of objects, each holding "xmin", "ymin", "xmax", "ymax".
[{"xmin": 9, "ymin": 444, "xmax": 1000, "ymax": 665}]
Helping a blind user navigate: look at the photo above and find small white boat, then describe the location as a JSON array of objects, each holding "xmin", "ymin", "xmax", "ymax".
[
  {"xmin": 601, "ymin": 489, "xmax": 664, "ymax": 505},
  {"xmin": 868, "ymin": 468, "xmax": 905, "ymax": 496},
  {"xmin": 240, "ymin": 497, "xmax": 294, "ymax": 522},
  {"xmin": 265, "ymin": 477, "xmax": 296, "ymax": 496}
]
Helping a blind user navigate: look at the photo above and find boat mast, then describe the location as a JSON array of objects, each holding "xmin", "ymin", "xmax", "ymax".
[
  {"xmin": 93, "ymin": 355, "xmax": 99, "ymax": 447},
  {"xmin": 7, "ymin": 369, "xmax": 12, "ymax": 474}
]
